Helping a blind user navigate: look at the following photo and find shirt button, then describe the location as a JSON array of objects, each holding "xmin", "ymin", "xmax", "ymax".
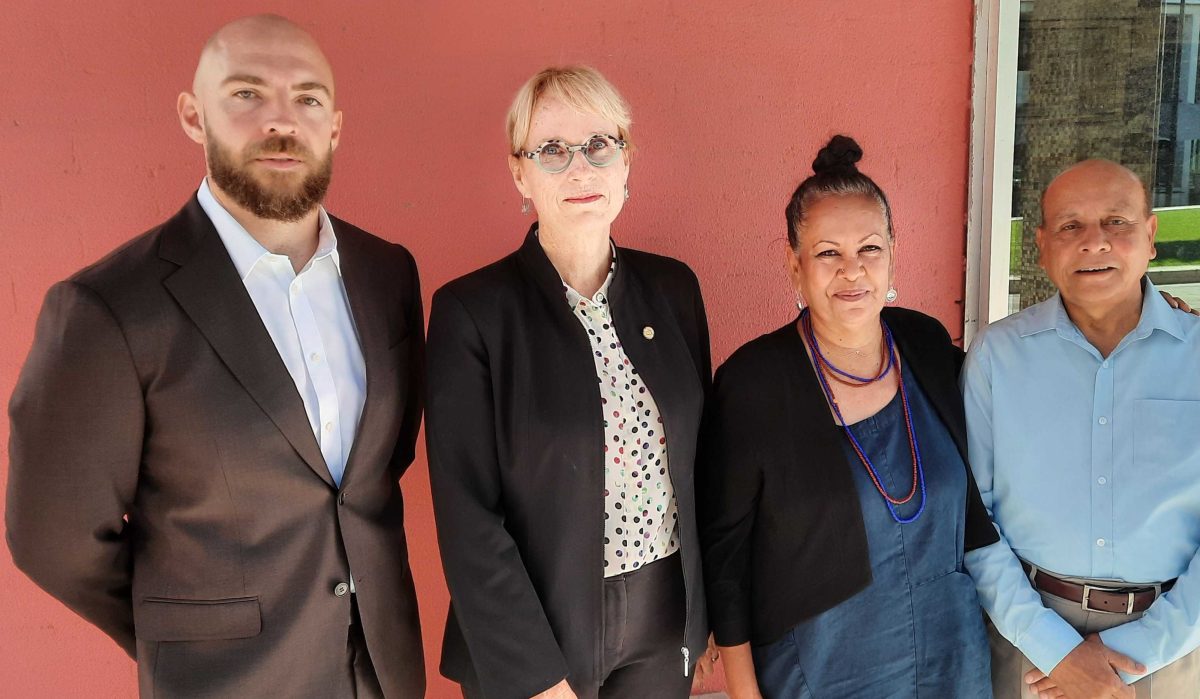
[
  {"xmin": 1097, "ymin": 538, "xmax": 1106, "ymax": 547},
  {"xmin": 310, "ymin": 352, "xmax": 321, "ymax": 362},
  {"xmin": 1098, "ymin": 416, "xmax": 1108, "ymax": 425},
  {"xmin": 333, "ymin": 582, "xmax": 349, "ymax": 597},
  {"xmin": 324, "ymin": 421, "xmax": 334, "ymax": 433},
  {"xmin": 1097, "ymin": 476, "xmax": 1107, "ymax": 485},
  {"xmin": 1101, "ymin": 360, "xmax": 1109, "ymax": 368}
]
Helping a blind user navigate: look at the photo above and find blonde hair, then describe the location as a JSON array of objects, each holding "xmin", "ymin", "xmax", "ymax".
[{"xmin": 506, "ymin": 65, "xmax": 633, "ymax": 155}]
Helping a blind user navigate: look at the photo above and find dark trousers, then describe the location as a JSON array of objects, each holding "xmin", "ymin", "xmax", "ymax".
[
  {"xmin": 461, "ymin": 553, "xmax": 691, "ymax": 699},
  {"xmin": 589, "ymin": 552, "xmax": 692, "ymax": 699},
  {"xmin": 349, "ymin": 595, "xmax": 385, "ymax": 699}
]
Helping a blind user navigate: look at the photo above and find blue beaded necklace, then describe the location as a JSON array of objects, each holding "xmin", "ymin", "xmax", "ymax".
[{"xmin": 800, "ymin": 310, "xmax": 927, "ymax": 524}]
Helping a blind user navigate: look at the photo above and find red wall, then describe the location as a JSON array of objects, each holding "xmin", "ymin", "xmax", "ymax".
[{"xmin": 0, "ymin": 2, "xmax": 974, "ymax": 696}]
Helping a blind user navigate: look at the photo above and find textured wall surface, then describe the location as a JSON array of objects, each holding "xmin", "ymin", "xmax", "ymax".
[{"xmin": 0, "ymin": 2, "xmax": 974, "ymax": 696}]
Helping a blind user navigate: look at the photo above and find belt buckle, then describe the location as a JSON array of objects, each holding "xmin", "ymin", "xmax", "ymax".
[{"xmin": 1081, "ymin": 584, "xmax": 1135, "ymax": 615}]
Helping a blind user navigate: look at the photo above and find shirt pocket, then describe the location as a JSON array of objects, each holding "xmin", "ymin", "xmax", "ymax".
[{"xmin": 1133, "ymin": 399, "xmax": 1200, "ymax": 472}]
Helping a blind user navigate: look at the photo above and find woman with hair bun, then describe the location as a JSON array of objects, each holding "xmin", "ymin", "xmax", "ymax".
[{"xmin": 698, "ymin": 135, "xmax": 996, "ymax": 697}]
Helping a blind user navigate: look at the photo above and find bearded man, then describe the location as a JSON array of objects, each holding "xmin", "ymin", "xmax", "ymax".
[{"xmin": 5, "ymin": 15, "xmax": 425, "ymax": 698}]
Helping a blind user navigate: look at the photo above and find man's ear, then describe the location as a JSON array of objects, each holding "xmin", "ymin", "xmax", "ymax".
[
  {"xmin": 1148, "ymin": 212, "xmax": 1158, "ymax": 260},
  {"xmin": 178, "ymin": 92, "xmax": 206, "ymax": 145},
  {"xmin": 329, "ymin": 109, "xmax": 343, "ymax": 152}
]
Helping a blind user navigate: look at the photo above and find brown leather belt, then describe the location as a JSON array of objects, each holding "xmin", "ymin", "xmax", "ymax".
[{"xmin": 1022, "ymin": 561, "xmax": 1173, "ymax": 615}]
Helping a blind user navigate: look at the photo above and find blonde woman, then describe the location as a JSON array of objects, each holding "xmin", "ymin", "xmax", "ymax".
[{"xmin": 426, "ymin": 66, "xmax": 711, "ymax": 699}]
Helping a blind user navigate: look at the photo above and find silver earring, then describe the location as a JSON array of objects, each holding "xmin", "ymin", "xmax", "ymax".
[
  {"xmin": 521, "ymin": 197, "xmax": 530, "ymax": 215},
  {"xmin": 795, "ymin": 295, "xmax": 805, "ymax": 311},
  {"xmin": 885, "ymin": 287, "xmax": 898, "ymax": 303},
  {"xmin": 624, "ymin": 184, "xmax": 630, "ymax": 200}
]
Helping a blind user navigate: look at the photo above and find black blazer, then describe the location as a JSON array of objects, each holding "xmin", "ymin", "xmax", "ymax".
[
  {"xmin": 697, "ymin": 307, "xmax": 998, "ymax": 647},
  {"xmin": 6, "ymin": 196, "xmax": 425, "ymax": 697},
  {"xmin": 425, "ymin": 226, "xmax": 711, "ymax": 699}
]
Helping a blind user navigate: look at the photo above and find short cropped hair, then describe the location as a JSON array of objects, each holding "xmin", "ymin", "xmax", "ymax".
[{"xmin": 506, "ymin": 66, "xmax": 633, "ymax": 155}]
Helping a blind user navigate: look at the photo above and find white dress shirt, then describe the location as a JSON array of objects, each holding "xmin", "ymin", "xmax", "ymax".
[{"xmin": 197, "ymin": 179, "xmax": 365, "ymax": 487}]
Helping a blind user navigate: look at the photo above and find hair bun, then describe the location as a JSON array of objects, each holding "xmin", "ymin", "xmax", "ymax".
[{"xmin": 812, "ymin": 134, "xmax": 863, "ymax": 176}]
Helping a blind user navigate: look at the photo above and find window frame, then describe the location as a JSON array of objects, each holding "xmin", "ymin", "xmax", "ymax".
[{"xmin": 964, "ymin": 0, "xmax": 1021, "ymax": 348}]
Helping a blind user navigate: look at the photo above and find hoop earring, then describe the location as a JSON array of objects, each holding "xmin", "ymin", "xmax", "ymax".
[
  {"xmin": 885, "ymin": 287, "xmax": 898, "ymax": 304},
  {"xmin": 521, "ymin": 197, "xmax": 530, "ymax": 215}
]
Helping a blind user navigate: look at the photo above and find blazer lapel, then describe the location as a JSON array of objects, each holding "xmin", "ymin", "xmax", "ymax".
[
  {"xmin": 514, "ymin": 225, "xmax": 617, "ymax": 476},
  {"xmin": 608, "ymin": 251, "xmax": 703, "ymax": 472},
  {"xmin": 159, "ymin": 197, "xmax": 333, "ymax": 488},
  {"xmin": 333, "ymin": 223, "xmax": 394, "ymax": 486},
  {"xmin": 515, "ymin": 224, "xmax": 603, "ymax": 363}
]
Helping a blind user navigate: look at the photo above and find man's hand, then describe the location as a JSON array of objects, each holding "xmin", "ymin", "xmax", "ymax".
[
  {"xmin": 532, "ymin": 679, "xmax": 577, "ymax": 699},
  {"xmin": 1030, "ymin": 634, "xmax": 1144, "ymax": 698}
]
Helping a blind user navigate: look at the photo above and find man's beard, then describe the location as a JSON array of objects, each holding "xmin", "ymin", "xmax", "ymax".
[{"xmin": 207, "ymin": 134, "xmax": 333, "ymax": 222}]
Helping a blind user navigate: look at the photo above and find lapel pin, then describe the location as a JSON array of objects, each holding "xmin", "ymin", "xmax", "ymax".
[{"xmin": 642, "ymin": 325, "xmax": 655, "ymax": 340}]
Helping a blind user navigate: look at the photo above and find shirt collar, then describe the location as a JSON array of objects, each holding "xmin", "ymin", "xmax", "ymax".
[
  {"xmin": 1016, "ymin": 277, "xmax": 1187, "ymax": 344},
  {"xmin": 1130, "ymin": 278, "xmax": 1189, "ymax": 342},
  {"xmin": 196, "ymin": 178, "xmax": 340, "ymax": 281},
  {"xmin": 561, "ymin": 243, "xmax": 617, "ymax": 308}
]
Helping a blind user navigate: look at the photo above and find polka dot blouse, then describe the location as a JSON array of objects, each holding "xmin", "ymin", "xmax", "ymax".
[{"xmin": 562, "ymin": 257, "xmax": 680, "ymax": 578}]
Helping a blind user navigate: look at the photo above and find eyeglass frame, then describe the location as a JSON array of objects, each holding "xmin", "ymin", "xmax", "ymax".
[{"xmin": 516, "ymin": 133, "xmax": 627, "ymax": 174}]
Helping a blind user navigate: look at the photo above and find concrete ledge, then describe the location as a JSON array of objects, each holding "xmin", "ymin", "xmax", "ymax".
[{"xmin": 1149, "ymin": 266, "xmax": 1200, "ymax": 285}]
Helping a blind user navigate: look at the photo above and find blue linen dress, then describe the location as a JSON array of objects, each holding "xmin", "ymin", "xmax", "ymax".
[{"xmin": 752, "ymin": 368, "xmax": 991, "ymax": 698}]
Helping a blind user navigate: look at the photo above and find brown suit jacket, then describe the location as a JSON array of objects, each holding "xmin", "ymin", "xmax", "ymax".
[{"xmin": 6, "ymin": 196, "xmax": 426, "ymax": 697}]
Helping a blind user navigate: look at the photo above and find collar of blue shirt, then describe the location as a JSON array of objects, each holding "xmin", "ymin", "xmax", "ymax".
[{"xmin": 1013, "ymin": 278, "xmax": 1189, "ymax": 354}]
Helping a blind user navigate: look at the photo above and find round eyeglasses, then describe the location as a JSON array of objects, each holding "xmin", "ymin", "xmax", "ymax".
[{"xmin": 518, "ymin": 134, "xmax": 626, "ymax": 174}]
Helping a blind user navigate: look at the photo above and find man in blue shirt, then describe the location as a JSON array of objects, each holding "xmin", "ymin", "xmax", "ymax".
[{"xmin": 963, "ymin": 159, "xmax": 1200, "ymax": 698}]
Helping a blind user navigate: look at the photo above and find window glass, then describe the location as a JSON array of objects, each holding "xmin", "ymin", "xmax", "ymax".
[{"xmin": 1007, "ymin": 0, "xmax": 1200, "ymax": 312}]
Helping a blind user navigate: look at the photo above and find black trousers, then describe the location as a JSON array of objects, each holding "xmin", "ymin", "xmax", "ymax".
[
  {"xmin": 590, "ymin": 553, "xmax": 691, "ymax": 699},
  {"xmin": 462, "ymin": 553, "xmax": 691, "ymax": 699}
]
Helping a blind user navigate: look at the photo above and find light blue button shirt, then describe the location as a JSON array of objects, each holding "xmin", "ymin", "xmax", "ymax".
[{"xmin": 962, "ymin": 281, "xmax": 1200, "ymax": 679}]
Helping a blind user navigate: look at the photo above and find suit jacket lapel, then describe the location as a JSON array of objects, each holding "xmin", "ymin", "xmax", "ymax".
[
  {"xmin": 159, "ymin": 197, "xmax": 333, "ymax": 488},
  {"xmin": 334, "ymin": 222, "xmax": 394, "ymax": 486}
]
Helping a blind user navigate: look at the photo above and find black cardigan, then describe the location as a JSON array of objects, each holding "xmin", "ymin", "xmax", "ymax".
[
  {"xmin": 697, "ymin": 308, "xmax": 999, "ymax": 647},
  {"xmin": 425, "ymin": 226, "xmax": 711, "ymax": 699}
]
